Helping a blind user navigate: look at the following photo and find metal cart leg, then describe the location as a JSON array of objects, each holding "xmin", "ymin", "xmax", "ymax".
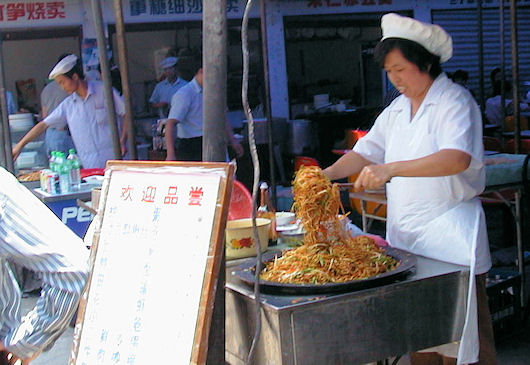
[
  {"xmin": 361, "ymin": 199, "xmax": 368, "ymax": 232},
  {"xmin": 515, "ymin": 190, "xmax": 525, "ymax": 308},
  {"xmin": 522, "ymin": 154, "xmax": 530, "ymax": 321}
]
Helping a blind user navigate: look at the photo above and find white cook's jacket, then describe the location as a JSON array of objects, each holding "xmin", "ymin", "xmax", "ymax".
[
  {"xmin": 44, "ymin": 81, "xmax": 125, "ymax": 169},
  {"xmin": 354, "ymin": 73, "xmax": 491, "ymax": 365}
]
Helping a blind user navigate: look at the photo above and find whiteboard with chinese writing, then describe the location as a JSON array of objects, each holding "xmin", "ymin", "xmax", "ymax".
[{"xmin": 70, "ymin": 162, "xmax": 234, "ymax": 365}]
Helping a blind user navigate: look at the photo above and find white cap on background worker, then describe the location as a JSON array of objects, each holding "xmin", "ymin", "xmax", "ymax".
[
  {"xmin": 159, "ymin": 57, "xmax": 178, "ymax": 69},
  {"xmin": 48, "ymin": 54, "xmax": 78, "ymax": 79}
]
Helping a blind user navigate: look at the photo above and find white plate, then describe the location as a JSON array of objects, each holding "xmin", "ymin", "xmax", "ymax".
[
  {"xmin": 83, "ymin": 175, "xmax": 104, "ymax": 183},
  {"xmin": 276, "ymin": 224, "xmax": 299, "ymax": 232},
  {"xmin": 279, "ymin": 226, "xmax": 305, "ymax": 235}
]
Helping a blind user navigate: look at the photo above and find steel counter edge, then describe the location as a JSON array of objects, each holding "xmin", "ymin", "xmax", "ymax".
[{"xmin": 226, "ymin": 253, "xmax": 470, "ymax": 365}]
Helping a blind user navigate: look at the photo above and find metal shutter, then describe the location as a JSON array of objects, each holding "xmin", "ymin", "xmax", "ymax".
[{"xmin": 432, "ymin": 6, "xmax": 530, "ymax": 99}]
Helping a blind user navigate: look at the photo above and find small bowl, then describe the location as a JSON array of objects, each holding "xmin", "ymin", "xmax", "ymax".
[
  {"xmin": 275, "ymin": 211, "xmax": 296, "ymax": 227},
  {"xmin": 225, "ymin": 218, "xmax": 271, "ymax": 260}
]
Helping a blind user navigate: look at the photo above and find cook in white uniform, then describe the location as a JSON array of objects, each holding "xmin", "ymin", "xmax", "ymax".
[
  {"xmin": 149, "ymin": 56, "xmax": 188, "ymax": 118},
  {"xmin": 323, "ymin": 14, "xmax": 495, "ymax": 365},
  {"xmin": 12, "ymin": 54, "xmax": 127, "ymax": 169}
]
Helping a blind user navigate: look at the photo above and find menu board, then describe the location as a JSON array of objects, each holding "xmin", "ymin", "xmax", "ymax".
[{"xmin": 70, "ymin": 162, "xmax": 234, "ymax": 365}]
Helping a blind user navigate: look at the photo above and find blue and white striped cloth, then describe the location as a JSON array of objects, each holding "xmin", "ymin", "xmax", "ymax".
[{"xmin": 0, "ymin": 167, "xmax": 89, "ymax": 359}]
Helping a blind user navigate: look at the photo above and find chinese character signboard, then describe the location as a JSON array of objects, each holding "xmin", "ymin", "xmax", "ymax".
[
  {"xmin": 305, "ymin": 0, "xmax": 393, "ymax": 9},
  {"xmin": 70, "ymin": 161, "xmax": 235, "ymax": 365},
  {"xmin": 125, "ymin": 0, "xmax": 242, "ymax": 20},
  {"xmin": 0, "ymin": 1, "xmax": 80, "ymax": 27}
]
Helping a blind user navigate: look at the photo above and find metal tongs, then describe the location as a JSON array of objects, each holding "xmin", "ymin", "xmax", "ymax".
[{"xmin": 336, "ymin": 183, "xmax": 386, "ymax": 194}]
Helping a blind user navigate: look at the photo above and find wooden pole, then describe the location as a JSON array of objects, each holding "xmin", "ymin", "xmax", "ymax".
[
  {"xmin": 113, "ymin": 0, "xmax": 137, "ymax": 160},
  {"xmin": 90, "ymin": 0, "xmax": 122, "ymax": 160}
]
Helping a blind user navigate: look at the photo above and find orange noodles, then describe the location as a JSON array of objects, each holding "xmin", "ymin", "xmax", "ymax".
[
  {"xmin": 260, "ymin": 235, "xmax": 399, "ymax": 284},
  {"xmin": 291, "ymin": 165, "xmax": 348, "ymax": 246},
  {"xmin": 260, "ymin": 166, "xmax": 398, "ymax": 284}
]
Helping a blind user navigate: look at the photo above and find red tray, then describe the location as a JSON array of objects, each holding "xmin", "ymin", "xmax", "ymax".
[{"xmin": 80, "ymin": 168, "xmax": 105, "ymax": 179}]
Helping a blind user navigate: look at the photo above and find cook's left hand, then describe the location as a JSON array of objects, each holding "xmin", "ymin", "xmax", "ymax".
[{"xmin": 354, "ymin": 164, "xmax": 392, "ymax": 192}]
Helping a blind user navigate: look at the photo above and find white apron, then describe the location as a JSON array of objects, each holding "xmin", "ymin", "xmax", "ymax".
[{"xmin": 382, "ymin": 98, "xmax": 490, "ymax": 365}]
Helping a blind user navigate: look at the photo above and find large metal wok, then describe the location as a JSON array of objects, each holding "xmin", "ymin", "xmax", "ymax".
[{"xmin": 231, "ymin": 246, "xmax": 417, "ymax": 294}]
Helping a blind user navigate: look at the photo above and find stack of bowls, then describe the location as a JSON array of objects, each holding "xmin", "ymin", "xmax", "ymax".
[{"xmin": 9, "ymin": 113, "xmax": 34, "ymax": 133}]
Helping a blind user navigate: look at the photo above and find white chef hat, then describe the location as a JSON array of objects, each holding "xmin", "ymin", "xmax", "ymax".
[
  {"xmin": 381, "ymin": 13, "xmax": 453, "ymax": 63},
  {"xmin": 159, "ymin": 57, "xmax": 178, "ymax": 69},
  {"xmin": 48, "ymin": 54, "xmax": 78, "ymax": 79}
]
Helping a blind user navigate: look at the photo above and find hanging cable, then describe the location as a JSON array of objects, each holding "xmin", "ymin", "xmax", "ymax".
[{"xmin": 241, "ymin": 0, "xmax": 263, "ymax": 363}]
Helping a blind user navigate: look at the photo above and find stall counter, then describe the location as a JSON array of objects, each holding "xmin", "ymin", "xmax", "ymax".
[
  {"xmin": 226, "ymin": 254, "xmax": 469, "ymax": 365},
  {"xmin": 31, "ymin": 182, "xmax": 102, "ymax": 238}
]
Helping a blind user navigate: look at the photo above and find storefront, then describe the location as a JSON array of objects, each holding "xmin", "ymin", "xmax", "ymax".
[
  {"xmin": 431, "ymin": 3, "xmax": 530, "ymax": 101},
  {"xmin": 270, "ymin": 0, "xmax": 530, "ymax": 119},
  {"xmin": 0, "ymin": 1, "xmax": 84, "ymax": 114},
  {"xmin": 1, "ymin": 0, "xmax": 528, "ymax": 141},
  {"xmin": 107, "ymin": 18, "xmax": 264, "ymax": 118}
]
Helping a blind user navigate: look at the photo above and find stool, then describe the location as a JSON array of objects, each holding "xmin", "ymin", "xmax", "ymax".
[
  {"xmin": 503, "ymin": 139, "xmax": 530, "ymax": 154},
  {"xmin": 228, "ymin": 180, "xmax": 253, "ymax": 220},
  {"xmin": 483, "ymin": 136, "xmax": 503, "ymax": 152}
]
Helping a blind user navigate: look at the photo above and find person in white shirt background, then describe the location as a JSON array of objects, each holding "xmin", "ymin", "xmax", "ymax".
[
  {"xmin": 149, "ymin": 56, "xmax": 188, "ymax": 119},
  {"xmin": 485, "ymin": 81, "xmax": 529, "ymax": 127},
  {"xmin": 40, "ymin": 54, "xmax": 75, "ymax": 156},
  {"xmin": 165, "ymin": 55, "xmax": 243, "ymax": 161},
  {"xmin": 12, "ymin": 54, "xmax": 128, "ymax": 169}
]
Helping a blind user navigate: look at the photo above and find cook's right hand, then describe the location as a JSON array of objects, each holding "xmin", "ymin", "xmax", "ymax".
[{"xmin": 354, "ymin": 164, "xmax": 392, "ymax": 192}]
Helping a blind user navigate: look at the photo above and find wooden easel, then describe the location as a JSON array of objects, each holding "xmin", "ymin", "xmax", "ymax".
[{"xmin": 69, "ymin": 161, "xmax": 235, "ymax": 365}]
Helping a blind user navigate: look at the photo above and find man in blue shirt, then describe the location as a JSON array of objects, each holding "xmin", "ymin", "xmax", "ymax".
[
  {"xmin": 165, "ymin": 58, "xmax": 243, "ymax": 161},
  {"xmin": 149, "ymin": 57, "xmax": 187, "ymax": 118},
  {"xmin": 12, "ymin": 54, "xmax": 127, "ymax": 169}
]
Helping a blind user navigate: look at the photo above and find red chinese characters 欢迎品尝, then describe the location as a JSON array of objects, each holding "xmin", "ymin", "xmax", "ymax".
[
  {"xmin": 188, "ymin": 187, "xmax": 204, "ymax": 206},
  {"xmin": 163, "ymin": 186, "xmax": 178, "ymax": 205},
  {"xmin": 141, "ymin": 186, "xmax": 157, "ymax": 203},
  {"xmin": 121, "ymin": 186, "xmax": 134, "ymax": 201}
]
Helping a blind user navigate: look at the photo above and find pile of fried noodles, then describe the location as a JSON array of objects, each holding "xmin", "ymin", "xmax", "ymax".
[{"xmin": 260, "ymin": 166, "xmax": 398, "ymax": 284}]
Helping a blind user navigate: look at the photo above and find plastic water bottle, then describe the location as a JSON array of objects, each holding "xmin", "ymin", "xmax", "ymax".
[
  {"xmin": 257, "ymin": 182, "xmax": 278, "ymax": 244},
  {"xmin": 67, "ymin": 149, "xmax": 81, "ymax": 191},
  {"xmin": 49, "ymin": 151, "xmax": 57, "ymax": 171},
  {"xmin": 56, "ymin": 152, "xmax": 71, "ymax": 194}
]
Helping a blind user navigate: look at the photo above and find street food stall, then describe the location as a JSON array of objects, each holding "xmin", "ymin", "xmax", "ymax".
[
  {"xmin": 223, "ymin": 166, "xmax": 474, "ymax": 364},
  {"xmin": 226, "ymin": 253, "xmax": 469, "ymax": 365}
]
